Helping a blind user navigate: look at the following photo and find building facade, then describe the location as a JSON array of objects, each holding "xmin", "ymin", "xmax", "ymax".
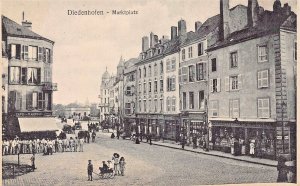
[
  {"xmin": 2, "ymin": 15, "xmax": 57, "ymax": 137},
  {"xmin": 207, "ymin": 0, "xmax": 296, "ymax": 159},
  {"xmin": 65, "ymin": 107, "xmax": 91, "ymax": 120},
  {"xmin": 99, "ymin": 68, "xmax": 113, "ymax": 122}
]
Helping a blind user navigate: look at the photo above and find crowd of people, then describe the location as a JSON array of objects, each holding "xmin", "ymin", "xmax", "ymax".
[{"xmin": 2, "ymin": 135, "xmax": 88, "ymax": 156}]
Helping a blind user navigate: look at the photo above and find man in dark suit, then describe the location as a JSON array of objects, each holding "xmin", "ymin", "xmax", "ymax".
[{"xmin": 87, "ymin": 160, "xmax": 93, "ymax": 181}]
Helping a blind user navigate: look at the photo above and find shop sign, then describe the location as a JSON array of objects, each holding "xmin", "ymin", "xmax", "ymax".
[
  {"xmin": 16, "ymin": 112, "xmax": 52, "ymax": 117},
  {"xmin": 276, "ymin": 136, "xmax": 282, "ymax": 140},
  {"xmin": 284, "ymin": 136, "xmax": 289, "ymax": 140}
]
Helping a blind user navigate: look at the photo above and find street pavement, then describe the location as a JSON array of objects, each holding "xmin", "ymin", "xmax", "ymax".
[{"xmin": 3, "ymin": 131, "xmax": 277, "ymax": 186}]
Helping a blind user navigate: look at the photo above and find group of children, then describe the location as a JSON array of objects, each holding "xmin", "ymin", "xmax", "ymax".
[{"xmin": 87, "ymin": 153, "xmax": 126, "ymax": 181}]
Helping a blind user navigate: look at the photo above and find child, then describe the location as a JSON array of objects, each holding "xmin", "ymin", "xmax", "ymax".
[
  {"xmin": 87, "ymin": 160, "xmax": 93, "ymax": 181},
  {"xmin": 119, "ymin": 157, "xmax": 126, "ymax": 176}
]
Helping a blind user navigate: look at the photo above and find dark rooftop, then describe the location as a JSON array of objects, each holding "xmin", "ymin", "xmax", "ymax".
[{"xmin": 2, "ymin": 15, "xmax": 54, "ymax": 44}]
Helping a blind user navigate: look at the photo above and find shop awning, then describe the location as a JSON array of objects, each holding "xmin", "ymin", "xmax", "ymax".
[{"xmin": 18, "ymin": 117, "xmax": 59, "ymax": 132}]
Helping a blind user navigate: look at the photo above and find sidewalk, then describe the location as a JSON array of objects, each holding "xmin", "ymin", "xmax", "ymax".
[{"xmin": 141, "ymin": 139, "xmax": 277, "ymax": 167}]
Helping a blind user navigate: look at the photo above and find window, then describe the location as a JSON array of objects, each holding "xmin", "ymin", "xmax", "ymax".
[
  {"xmin": 199, "ymin": 91, "xmax": 204, "ymax": 109},
  {"xmin": 21, "ymin": 68, "xmax": 27, "ymax": 84},
  {"xmin": 139, "ymin": 100, "xmax": 142, "ymax": 112},
  {"xmin": 160, "ymin": 79, "xmax": 163, "ymax": 92},
  {"xmin": 171, "ymin": 97, "xmax": 176, "ymax": 111},
  {"xmin": 210, "ymin": 78, "xmax": 220, "ymax": 93},
  {"xmin": 10, "ymin": 44, "xmax": 21, "ymax": 59},
  {"xmin": 22, "ymin": 45, "xmax": 29, "ymax": 60},
  {"xmin": 188, "ymin": 47, "xmax": 193, "ymax": 58},
  {"xmin": 44, "ymin": 68, "xmax": 51, "ymax": 83},
  {"xmin": 196, "ymin": 63, "xmax": 205, "ymax": 81},
  {"xmin": 294, "ymin": 41, "xmax": 297, "ymax": 61},
  {"xmin": 28, "ymin": 46, "xmax": 38, "ymax": 61},
  {"xmin": 230, "ymin": 76, "xmax": 238, "ymax": 90},
  {"xmin": 166, "ymin": 59, "xmax": 171, "ymax": 72},
  {"xmin": 154, "ymin": 63, "xmax": 158, "ymax": 76},
  {"xmin": 258, "ymin": 45, "xmax": 268, "ymax": 62},
  {"xmin": 258, "ymin": 98, "xmax": 270, "ymax": 118},
  {"xmin": 143, "ymin": 82, "xmax": 146, "ymax": 94},
  {"xmin": 139, "ymin": 68, "xmax": 141, "ymax": 78},
  {"xmin": 211, "ymin": 58, "xmax": 217, "ymax": 72},
  {"xmin": 46, "ymin": 48, "xmax": 51, "ymax": 63},
  {"xmin": 144, "ymin": 67, "xmax": 146, "ymax": 78},
  {"xmin": 166, "ymin": 97, "xmax": 171, "ymax": 111},
  {"xmin": 149, "ymin": 82, "xmax": 152, "ymax": 93},
  {"xmin": 126, "ymin": 86, "xmax": 131, "ymax": 95},
  {"xmin": 9, "ymin": 91, "xmax": 22, "ymax": 111},
  {"xmin": 154, "ymin": 80, "xmax": 158, "ymax": 93},
  {"xmin": 230, "ymin": 99, "xmax": 239, "ymax": 118},
  {"xmin": 210, "ymin": 100, "xmax": 219, "ymax": 117},
  {"xmin": 38, "ymin": 47, "xmax": 43, "ymax": 61},
  {"xmin": 189, "ymin": 92, "xmax": 194, "ymax": 109},
  {"xmin": 182, "ymin": 67, "xmax": 188, "ymax": 83},
  {"xmin": 144, "ymin": 100, "xmax": 147, "ymax": 112},
  {"xmin": 148, "ymin": 65, "xmax": 152, "ymax": 77},
  {"xmin": 182, "ymin": 92, "xmax": 187, "ymax": 110},
  {"xmin": 139, "ymin": 83, "xmax": 142, "ymax": 94},
  {"xmin": 225, "ymin": 75, "xmax": 242, "ymax": 91},
  {"xmin": 160, "ymin": 99, "xmax": 163, "ymax": 112},
  {"xmin": 171, "ymin": 58, "xmax": 176, "ymax": 70},
  {"xmin": 230, "ymin": 52, "xmax": 238, "ymax": 68},
  {"xmin": 188, "ymin": 65, "xmax": 195, "ymax": 82},
  {"xmin": 154, "ymin": 99, "xmax": 158, "ymax": 112},
  {"xmin": 160, "ymin": 61, "xmax": 163, "ymax": 74},
  {"xmin": 125, "ymin": 103, "xmax": 131, "ymax": 115},
  {"xmin": 198, "ymin": 42, "xmax": 204, "ymax": 56},
  {"xmin": 167, "ymin": 77, "xmax": 175, "ymax": 91},
  {"xmin": 182, "ymin": 49, "xmax": 186, "ymax": 61},
  {"xmin": 38, "ymin": 92, "xmax": 45, "ymax": 110},
  {"xmin": 9, "ymin": 67, "xmax": 20, "ymax": 84},
  {"xmin": 27, "ymin": 68, "xmax": 41, "ymax": 84},
  {"xmin": 258, "ymin": 70, "xmax": 269, "ymax": 88}
]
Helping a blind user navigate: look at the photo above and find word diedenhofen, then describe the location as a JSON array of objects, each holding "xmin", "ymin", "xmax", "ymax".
[{"xmin": 68, "ymin": 10, "xmax": 104, "ymax": 16}]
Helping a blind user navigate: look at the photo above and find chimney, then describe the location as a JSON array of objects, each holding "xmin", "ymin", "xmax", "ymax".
[
  {"xmin": 283, "ymin": 3, "xmax": 291, "ymax": 15},
  {"xmin": 150, "ymin": 32, "xmax": 155, "ymax": 48},
  {"xmin": 273, "ymin": 0, "xmax": 282, "ymax": 13},
  {"xmin": 178, "ymin": 19, "xmax": 187, "ymax": 37},
  {"xmin": 171, "ymin": 26, "xmax": 177, "ymax": 40},
  {"xmin": 154, "ymin": 35, "xmax": 159, "ymax": 46},
  {"xmin": 142, "ymin": 36, "xmax": 149, "ymax": 52},
  {"xmin": 219, "ymin": 0, "xmax": 230, "ymax": 40},
  {"xmin": 247, "ymin": 0, "xmax": 259, "ymax": 27},
  {"xmin": 21, "ymin": 12, "xmax": 32, "ymax": 30},
  {"xmin": 160, "ymin": 35, "xmax": 169, "ymax": 44},
  {"xmin": 195, "ymin": 21, "xmax": 202, "ymax": 31}
]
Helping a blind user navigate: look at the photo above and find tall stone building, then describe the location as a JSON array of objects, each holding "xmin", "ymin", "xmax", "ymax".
[
  {"xmin": 2, "ymin": 14, "xmax": 58, "ymax": 137},
  {"xmin": 99, "ymin": 68, "xmax": 112, "ymax": 122},
  {"xmin": 207, "ymin": 0, "xmax": 296, "ymax": 159}
]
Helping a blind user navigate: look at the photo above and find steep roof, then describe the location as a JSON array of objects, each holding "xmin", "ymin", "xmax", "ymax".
[
  {"xmin": 2, "ymin": 15, "xmax": 54, "ymax": 44},
  {"xmin": 208, "ymin": 10, "xmax": 296, "ymax": 51}
]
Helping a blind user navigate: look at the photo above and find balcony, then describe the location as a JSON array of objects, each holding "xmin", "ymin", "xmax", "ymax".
[{"xmin": 42, "ymin": 82, "xmax": 58, "ymax": 91}]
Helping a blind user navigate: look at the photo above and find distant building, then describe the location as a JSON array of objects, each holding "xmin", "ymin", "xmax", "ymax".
[
  {"xmin": 65, "ymin": 107, "xmax": 91, "ymax": 120},
  {"xmin": 98, "ymin": 67, "xmax": 112, "ymax": 122},
  {"xmin": 2, "ymin": 14, "xmax": 58, "ymax": 138}
]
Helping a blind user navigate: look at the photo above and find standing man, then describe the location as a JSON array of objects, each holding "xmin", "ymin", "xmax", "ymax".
[
  {"xmin": 30, "ymin": 153, "xmax": 36, "ymax": 171},
  {"xmin": 87, "ymin": 160, "xmax": 93, "ymax": 181},
  {"xmin": 181, "ymin": 135, "xmax": 186, "ymax": 150},
  {"xmin": 87, "ymin": 132, "xmax": 90, "ymax": 143},
  {"xmin": 79, "ymin": 137, "xmax": 84, "ymax": 152},
  {"xmin": 92, "ymin": 131, "xmax": 96, "ymax": 143}
]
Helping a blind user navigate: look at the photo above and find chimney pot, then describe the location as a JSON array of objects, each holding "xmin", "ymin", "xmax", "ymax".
[
  {"xmin": 142, "ymin": 36, "xmax": 149, "ymax": 52},
  {"xmin": 178, "ymin": 19, "xmax": 187, "ymax": 36},
  {"xmin": 220, "ymin": 0, "xmax": 230, "ymax": 40}
]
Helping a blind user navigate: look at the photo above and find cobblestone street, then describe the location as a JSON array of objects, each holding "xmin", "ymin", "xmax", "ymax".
[{"xmin": 3, "ymin": 132, "xmax": 277, "ymax": 186}]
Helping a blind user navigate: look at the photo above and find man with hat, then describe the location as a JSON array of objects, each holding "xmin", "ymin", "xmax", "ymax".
[{"xmin": 87, "ymin": 160, "xmax": 93, "ymax": 181}]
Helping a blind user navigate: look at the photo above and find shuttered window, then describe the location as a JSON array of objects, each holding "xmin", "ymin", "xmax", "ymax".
[
  {"xmin": 258, "ymin": 98, "xmax": 270, "ymax": 118},
  {"xmin": 258, "ymin": 70, "xmax": 269, "ymax": 88}
]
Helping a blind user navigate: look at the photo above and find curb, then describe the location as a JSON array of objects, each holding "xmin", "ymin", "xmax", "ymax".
[
  {"xmin": 137, "ymin": 139, "xmax": 276, "ymax": 168},
  {"xmin": 103, "ymin": 133, "xmax": 277, "ymax": 168}
]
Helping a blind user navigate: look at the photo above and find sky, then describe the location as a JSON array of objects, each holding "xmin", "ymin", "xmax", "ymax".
[{"xmin": 2, "ymin": 0, "xmax": 297, "ymax": 105}]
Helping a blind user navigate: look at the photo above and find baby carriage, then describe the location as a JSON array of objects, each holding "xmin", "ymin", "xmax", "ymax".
[{"xmin": 93, "ymin": 167, "xmax": 115, "ymax": 179}]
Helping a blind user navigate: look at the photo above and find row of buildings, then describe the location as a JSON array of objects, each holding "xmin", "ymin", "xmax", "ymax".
[
  {"xmin": 2, "ymin": 14, "xmax": 58, "ymax": 138},
  {"xmin": 99, "ymin": 0, "xmax": 296, "ymax": 160}
]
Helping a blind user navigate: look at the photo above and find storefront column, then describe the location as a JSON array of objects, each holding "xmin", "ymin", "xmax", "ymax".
[{"xmin": 245, "ymin": 128, "xmax": 249, "ymax": 154}]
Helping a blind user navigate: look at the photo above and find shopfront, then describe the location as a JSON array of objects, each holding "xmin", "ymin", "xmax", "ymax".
[
  {"xmin": 210, "ymin": 120, "xmax": 276, "ymax": 160},
  {"xmin": 164, "ymin": 115, "xmax": 180, "ymax": 141}
]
